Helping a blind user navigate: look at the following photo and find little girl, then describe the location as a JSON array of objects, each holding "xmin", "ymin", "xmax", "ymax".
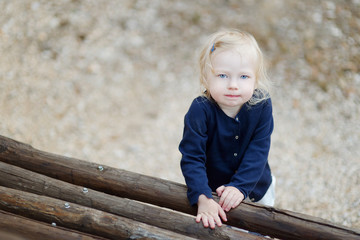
[{"xmin": 179, "ymin": 29, "xmax": 275, "ymax": 229}]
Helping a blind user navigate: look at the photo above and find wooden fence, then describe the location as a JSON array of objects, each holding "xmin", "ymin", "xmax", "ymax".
[{"xmin": 0, "ymin": 135, "xmax": 359, "ymax": 239}]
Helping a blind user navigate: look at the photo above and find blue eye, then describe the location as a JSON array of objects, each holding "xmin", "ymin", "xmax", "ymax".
[
  {"xmin": 240, "ymin": 75, "xmax": 249, "ymax": 79},
  {"xmin": 218, "ymin": 74, "xmax": 228, "ymax": 79}
]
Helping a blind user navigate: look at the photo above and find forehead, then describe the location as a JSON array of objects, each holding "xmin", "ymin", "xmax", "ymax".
[{"xmin": 211, "ymin": 47, "xmax": 258, "ymax": 70}]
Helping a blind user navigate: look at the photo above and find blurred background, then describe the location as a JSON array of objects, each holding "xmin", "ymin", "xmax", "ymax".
[{"xmin": 0, "ymin": 0, "xmax": 359, "ymax": 229}]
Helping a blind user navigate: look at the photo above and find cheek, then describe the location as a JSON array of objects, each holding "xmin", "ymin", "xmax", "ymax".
[
  {"xmin": 248, "ymin": 78, "xmax": 257, "ymax": 89},
  {"xmin": 207, "ymin": 82, "xmax": 223, "ymax": 97},
  {"xmin": 208, "ymin": 81, "xmax": 226, "ymax": 96},
  {"xmin": 242, "ymin": 81, "xmax": 256, "ymax": 96},
  {"xmin": 206, "ymin": 76, "xmax": 220, "ymax": 89}
]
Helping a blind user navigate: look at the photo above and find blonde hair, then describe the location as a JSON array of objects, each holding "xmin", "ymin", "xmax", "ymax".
[{"xmin": 198, "ymin": 29, "xmax": 271, "ymax": 105}]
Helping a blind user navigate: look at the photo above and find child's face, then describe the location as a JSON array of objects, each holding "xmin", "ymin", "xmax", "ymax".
[{"xmin": 206, "ymin": 48, "xmax": 257, "ymax": 114}]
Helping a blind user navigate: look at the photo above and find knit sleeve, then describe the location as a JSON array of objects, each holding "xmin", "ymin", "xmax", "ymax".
[{"xmin": 179, "ymin": 98, "xmax": 213, "ymax": 205}]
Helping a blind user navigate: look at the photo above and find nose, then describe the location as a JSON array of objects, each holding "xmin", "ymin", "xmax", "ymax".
[{"xmin": 227, "ymin": 78, "xmax": 238, "ymax": 90}]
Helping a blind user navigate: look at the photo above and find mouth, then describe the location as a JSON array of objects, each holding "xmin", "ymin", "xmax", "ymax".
[{"xmin": 224, "ymin": 94, "xmax": 240, "ymax": 98}]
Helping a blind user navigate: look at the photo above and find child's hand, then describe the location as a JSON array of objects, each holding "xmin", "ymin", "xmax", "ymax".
[
  {"xmin": 196, "ymin": 194, "xmax": 227, "ymax": 229},
  {"xmin": 216, "ymin": 186, "xmax": 244, "ymax": 212}
]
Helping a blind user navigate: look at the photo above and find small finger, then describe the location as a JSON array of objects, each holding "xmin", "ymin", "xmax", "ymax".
[
  {"xmin": 208, "ymin": 217, "xmax": 216, "ymax": 229},
  {"xmin": 216, "ymin": 185, "xmax": 225, "ymax": 197},
  {"xmin": 218, "ymin": 207, "xmax": 227, "ymax": 222},
  {"xmin": 196, "ymin": 214, "xmax": 202, "ymax": 223},
  {"xmin": 223, "ymin": 193, "xmax": 237, "ymax": 211},
  {"xmin": 201, "ymin": 215, "xmax": 209, "ymax": 228},
  {"xmin": 232, "ymin": 198, "xmax": 242, "ymax": 209},
  {"xmin": 213, "ymin": 214, "xmax": 223, "ymax": 227},
  {"xmin": 219, "ymin": 189, "xmax": 230, "ymax": 206}
]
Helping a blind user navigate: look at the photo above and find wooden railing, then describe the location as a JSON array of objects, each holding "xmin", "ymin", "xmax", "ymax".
[{"xmin": 0, "ymin": 135, "xmax": 359, "ymax": 240}]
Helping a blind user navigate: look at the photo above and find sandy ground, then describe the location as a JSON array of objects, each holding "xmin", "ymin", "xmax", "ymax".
[{"xmin": 1, "ymin": 0, "xmax": 359, "ymax": 229}]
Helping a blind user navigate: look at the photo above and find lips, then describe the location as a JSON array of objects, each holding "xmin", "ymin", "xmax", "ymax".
[{"xmin": 224, "ymin": 94, "xmax": 240, "ymax": 98}]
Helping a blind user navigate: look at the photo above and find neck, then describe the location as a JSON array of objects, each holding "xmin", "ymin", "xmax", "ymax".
[{"xmin": 217, "ymin": 104, "xmax": 243, "ymax": 119}]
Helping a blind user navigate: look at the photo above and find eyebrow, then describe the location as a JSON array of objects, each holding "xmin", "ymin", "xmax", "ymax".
[{"xmin": 213, "ymin": 68, "xmax": 254, "ymax": 75}]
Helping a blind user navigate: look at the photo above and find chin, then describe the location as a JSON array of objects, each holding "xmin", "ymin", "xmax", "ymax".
[{"xmin": 225, "ymin": 102, "xmax": 242, "ymax": 107}]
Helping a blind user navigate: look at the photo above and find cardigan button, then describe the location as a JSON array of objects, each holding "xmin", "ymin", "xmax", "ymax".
[
  {"xmin": 235, "ymin": 135, "xmax": 239, "ymax": 139},
  {"xmin": 233, "ymin": 153, "xmax": 238, "ymax": 157}
]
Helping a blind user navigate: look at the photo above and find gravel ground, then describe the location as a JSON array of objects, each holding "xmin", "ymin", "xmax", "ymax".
[{"xmin": 1, "ymin": 0, "xmax": 359, "ymax": 229}]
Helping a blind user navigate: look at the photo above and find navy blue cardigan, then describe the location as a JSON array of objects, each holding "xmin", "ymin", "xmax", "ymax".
[{"xmin": 179, "ymin": 96, "xmax": 273, "ymax": 206}]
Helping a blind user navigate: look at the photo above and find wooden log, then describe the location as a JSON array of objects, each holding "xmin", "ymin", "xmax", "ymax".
[
  {"xmin": 0, "ymin": 210, "xmax": 107, "ymax": 240},
  {"xmin": 0, "ymin": 161, "xmax": 262, "ymax": 240},
  {"xmin": 0, "ymin": 135, "xmax": 359, "ymax": 240},
  {"xmin": 0, "ymin": 186, "xmax": 197, "ymax": 240}
]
